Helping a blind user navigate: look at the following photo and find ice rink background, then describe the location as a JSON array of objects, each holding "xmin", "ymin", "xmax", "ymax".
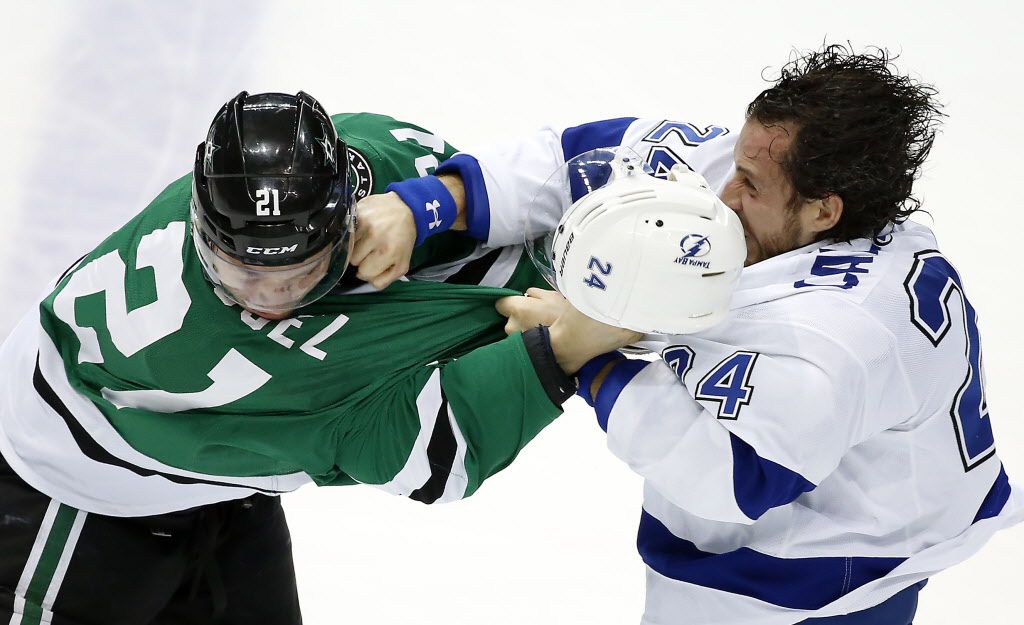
[{"xmin": 1, "ymin": 1, "xmax": 1022, "ymax": 622}]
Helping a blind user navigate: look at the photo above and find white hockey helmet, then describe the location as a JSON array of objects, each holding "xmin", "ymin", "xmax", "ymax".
[{"xmin": 527, "ymin": 148, "xmax": 746, "ymax": 335}]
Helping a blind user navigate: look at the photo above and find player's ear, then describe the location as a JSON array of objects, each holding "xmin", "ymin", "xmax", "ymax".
[{"xmin": 807, "ymin": 193, "xmax": 843, "ymax": 237}]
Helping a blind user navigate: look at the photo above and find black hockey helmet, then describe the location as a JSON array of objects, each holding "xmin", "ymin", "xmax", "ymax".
[{"xmin": 190, "ymin": 91, "xmax": 356, "ymax": 315}]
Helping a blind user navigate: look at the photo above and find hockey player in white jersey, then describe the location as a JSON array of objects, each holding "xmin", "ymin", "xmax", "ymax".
[{"xmin": 355, "ymin": 44, "xmax": 1023, "ymax": 624}]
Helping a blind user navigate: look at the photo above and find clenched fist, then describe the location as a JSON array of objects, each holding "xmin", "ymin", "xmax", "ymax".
[
  {"xmin": 349, "ymin": 192, "xmax": 418, "ymax": 290},
  {"xmin": 350, "ymin": 175, "xmax": 466, "ymax": 290}
]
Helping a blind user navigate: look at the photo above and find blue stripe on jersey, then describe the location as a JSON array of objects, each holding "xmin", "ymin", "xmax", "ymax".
[
  {"xmin": 972, "ymin": 465, "xmax": 1010, "ymax": 523},
  {"xmin": 799, "ymin": 581, "xmax": 926, "ymax": 624},
  {"xmin": 593, "ymin": 359, "xmax": 649, "ymax": 432},
  {"xmin": 730, "ymin": 434, "xmax": 816, "ymax": 520},
  {"xmin": 561, "ymin": 119, "xmax": 640, "ymax": 198},
  {"xmin": 575, "ymin": 351, "xmax": 626, "ymax": 407},
  {"xmin": 561, "ymin": 118, "xmax": 638, "ymax": 203},
  {"xmin": 637, "ymin": 510, "xmax": 906, "ymax": 611},
  {"xmin": 435, "ymin": 154, "xmax": 489, "ymax": 241},
  {"xmin": 560, "ymin": 117, "xmax": 637, "ymax": 162}
]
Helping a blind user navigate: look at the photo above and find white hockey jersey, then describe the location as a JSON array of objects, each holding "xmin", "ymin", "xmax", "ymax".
[{"xmin": 436, "ymin": 117, "xmax": 1024, "ymax": 624}]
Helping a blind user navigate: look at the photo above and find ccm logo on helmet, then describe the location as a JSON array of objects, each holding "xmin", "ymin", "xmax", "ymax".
[{"xmin": 246, "ymin": 245, "xmax": 298, "ymax": 255}]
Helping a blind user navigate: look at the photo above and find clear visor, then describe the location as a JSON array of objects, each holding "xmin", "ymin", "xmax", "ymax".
[
  {"xmin": 525, "ymin": 147, "xmax": 652, "ymax": 288},
  {"xmin": 192, "ymin": 222, "xmax": 353, "ymax": 316}
]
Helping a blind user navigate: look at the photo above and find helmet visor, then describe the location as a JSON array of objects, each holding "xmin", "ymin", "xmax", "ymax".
[
  {"xmin": 525, "ymin": 147, "xmax": 652, "ymax": 288},
  {"xmin": 192, "ymin": 218, "xmax": 353, "ymax": 315}
]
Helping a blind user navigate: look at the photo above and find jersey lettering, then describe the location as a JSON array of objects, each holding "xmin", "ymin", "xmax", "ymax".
[
  {"xmin": 297, "ymin": 313, "xmax": 350, "ymax": 361},
  {"xmin": 794, "ymin": 253, "xmax": 875, "ymax": 290}
]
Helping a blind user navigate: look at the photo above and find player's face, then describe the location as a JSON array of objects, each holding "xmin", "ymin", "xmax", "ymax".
[
  {"xmin": 211, "ymin": 246, "xmax": 333, "ymax": 321},
  {"xmin": 719, "ymin": 119, "xmax": 823, "ymax": 266}
]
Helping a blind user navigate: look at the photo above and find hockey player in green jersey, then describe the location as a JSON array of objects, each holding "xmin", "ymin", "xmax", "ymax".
[{"xmin": 0, "ymin": 92, "xmax": 575, "ymax": 625}]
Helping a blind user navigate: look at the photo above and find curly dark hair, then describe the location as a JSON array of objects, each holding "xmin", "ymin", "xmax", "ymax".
[{"xmin": 746, "ymin": 43, "xmax": 945, "ymax": 242}]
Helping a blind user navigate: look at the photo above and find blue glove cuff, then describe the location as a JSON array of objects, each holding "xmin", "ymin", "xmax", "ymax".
[{"xmin": 386, "ymin": 176, "xmax": 458, "ymax": 246}]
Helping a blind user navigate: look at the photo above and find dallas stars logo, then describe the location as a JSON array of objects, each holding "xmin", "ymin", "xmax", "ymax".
[
  {"xmin": 347, "ymin": 147, "xmax": 374, "ymax": 200},
  {"xmin": 318, "ymin": 134, "xmax": 335, "ymax": 166},
  {"xmin": 204, "ymin": 140, "xmax": 219, "ymax": 165}
]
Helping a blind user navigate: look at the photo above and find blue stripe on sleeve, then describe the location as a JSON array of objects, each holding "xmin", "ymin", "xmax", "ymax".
[
  {"xmin": 801, "ymin": 581, "xmax": 926, "ymax": 624},
  {"xmin": 637, "ymin": 510, "xmax": 906, "ymax": 611},
  {"xmin": 560, "ymin": 117, "xmax": 638, "ymax": 161},
  {"xmin": 575, "ymin": 352, "xmax": 626, "ymax": 407},
  {"xmin": 593, "ymin": 359, "xmax": 648, "ymax": 432},
  {"xmin": 972, "ymin": 465, "xmax": 1010, "ymax": 523},
  {"xmin": 730, "ymin": 434, "xmax": 816, "ymax": 521},
  {"xmin": 435, "ymin": 154, "xmax": 489, "ymax": 241}
]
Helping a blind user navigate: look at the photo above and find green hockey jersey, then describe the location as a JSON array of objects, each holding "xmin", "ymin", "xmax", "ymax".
[
  {"xmin": 339, "ymin": 113, "xmax": 540, "ymax": 292},
  {"xmin": 0, "ymin": 113, "xmax": 557, "ymax": 517}
]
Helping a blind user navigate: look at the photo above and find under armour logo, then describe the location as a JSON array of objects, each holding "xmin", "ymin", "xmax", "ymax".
[{"xmin": 425, "ymin": 200, "xmax": 443, "ymax": 230}]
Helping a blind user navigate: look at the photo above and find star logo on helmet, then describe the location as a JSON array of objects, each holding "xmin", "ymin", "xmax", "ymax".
[
  {"xmin": 204, "ymin": 140, "xmax": 219, "ymax": 165},
  {"xmin": 318, "ymin": 135, "xmax": 335, "ymax": 166}
]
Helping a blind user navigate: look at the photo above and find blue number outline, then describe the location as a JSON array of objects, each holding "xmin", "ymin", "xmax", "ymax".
[
  {"xmin": 903, "ymin": 249, "xmax": 994, "ymax": 471},
  {"xmin": 647, "ymin": 145, "xmax": 689, "ymax": 179},
  {"xmin": 584, "ymin": 256, "xmax": 613, "ymax": 290},
  {"xmin": 662, "ymin": 345, "xmax": 696, "ymax": 384},
  {"xmin": 588, "ymin": 256, "xmax": 612, "ymax": 275},
  {"xmin": 695, "ymin": 351, "xmax": 759, "ymax": 420},
  {"xmin": 642, "ymin": 121, "xmax": 730, "ymax": 146}
]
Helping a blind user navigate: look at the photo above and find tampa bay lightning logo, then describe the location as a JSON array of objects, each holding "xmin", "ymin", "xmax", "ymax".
[{"xmin": 679, "ymin": 234, "xmax": 711, "ymax": 258}]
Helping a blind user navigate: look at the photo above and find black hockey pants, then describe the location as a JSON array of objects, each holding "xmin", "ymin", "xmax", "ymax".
[{"xmin": 0, "ymin": 451, "xmax": 302, "ymax": 625}]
